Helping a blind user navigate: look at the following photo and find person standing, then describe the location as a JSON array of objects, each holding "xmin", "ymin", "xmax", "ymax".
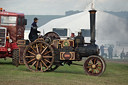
[
  {"xmin": 100, "ymin": 45, "xmax": 104, "ymax": 57},
  {"xmin": 125, "ymin": 52, "xmax": 128, "ymax": 59},
  {"xmin": 108, "ymin": 45, "xmax": 113, "ymax": 59},
  {"xmin": 120, "ymin": 48, "xmax": 125, "ymax": 59},
  {"xmin": 29, "ymin": 17, "xmax": 40, "ymax": 42}
]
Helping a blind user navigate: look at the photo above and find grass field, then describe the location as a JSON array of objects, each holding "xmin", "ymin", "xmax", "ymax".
[{"xmin": 0, "ymin": 58, "xmax": 128, "ymax": 85}]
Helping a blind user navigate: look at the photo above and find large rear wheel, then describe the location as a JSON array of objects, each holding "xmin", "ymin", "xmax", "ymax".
[
  {"xmin": 83, "ymin": 55, "xmax": 106, "ymax": 76},
  {"xmin": 23, "ymin": 41, "xmax": 54, "ymax": 72}
]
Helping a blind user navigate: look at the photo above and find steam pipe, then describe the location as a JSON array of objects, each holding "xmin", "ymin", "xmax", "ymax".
[{"xmin": 89, "ymin": 10, "xmax": 97, "ymax": 45}]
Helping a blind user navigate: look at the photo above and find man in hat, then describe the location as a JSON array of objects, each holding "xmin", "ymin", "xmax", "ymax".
[
  {"xmin": 29, "ymin": 17, "xmax": 40, "ymax": 42},
  {"xmin": 74, "ymin": 32, "xmax": 84, "ymax": 47}
]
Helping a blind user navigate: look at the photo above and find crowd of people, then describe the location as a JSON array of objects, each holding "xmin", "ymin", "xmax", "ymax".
[
  {"xmin": 120, "ymin": 49, "xmax": 128, "ymax": 59},
  {"xmin": 100, "ymin": 45, "xmax": 128, "ymax": 59},
  {"xmin": 100, "ymin": 45, "xmax": 113, "ymax": 59}
]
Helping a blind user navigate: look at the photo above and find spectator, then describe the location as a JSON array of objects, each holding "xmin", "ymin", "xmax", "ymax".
[
  {"xmin": 100, "ymin": 45, "xmax": 104, "ymax": 57},
  {"xmin": 120, "ymin": 49, "xmax": 125, "ymax": 59},
  {"xmin": 125, "ymin": 52, "xmax": 128, "ymax": 59},
  {"xmin": 108, "ymin": 45, "xmax": 113, "ymax": 59}
]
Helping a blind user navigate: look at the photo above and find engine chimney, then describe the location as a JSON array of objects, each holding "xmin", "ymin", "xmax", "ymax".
[{"xmin": 89, "ymin": 10, "xmax": 97, "ymax": 45}]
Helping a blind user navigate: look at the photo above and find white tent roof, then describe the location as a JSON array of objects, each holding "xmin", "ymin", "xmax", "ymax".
[{"xmin": 38, "ymin": 9, "xmax": 90, "ymax": 35}]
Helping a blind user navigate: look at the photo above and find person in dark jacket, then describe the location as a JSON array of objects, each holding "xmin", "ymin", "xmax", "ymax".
[
  {"xmin": 108, "ymin": 45, "xmax": 113, "ymax": 59},
  {"xmin": 74, "ymin": 32, "xmax": 84, "ymax": 47},
  {"xmin": 100, "ymin": 45, "xmax": 104, "ymax": 57},
  {"xmin": 120, "ymin": 49, "xmax": 125, "ymax": 59},
  {"xmin": 29, "ymin": 17, "xmax": 40, "ymax": 42}
]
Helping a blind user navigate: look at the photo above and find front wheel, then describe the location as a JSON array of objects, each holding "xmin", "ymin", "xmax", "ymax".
[{"xmin": 83, "ymin": 55, "xmax": 106, "ymax": 76}]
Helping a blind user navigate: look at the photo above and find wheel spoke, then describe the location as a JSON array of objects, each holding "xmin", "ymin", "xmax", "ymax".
[
  {"xmin": 89, "ymin": 59, "xmax": 93, "ymax": 64},
  {"xmin": 41, "ymin": 44, "xmax": 47, "ymax": 51},
  {"xmin": 42, "ymin": 44, "xmax": 46, "ymax": 48},
  {"xmin": 36, "ymin": 44, "xmax": 39, "ymax": 53},
  {"xmin": 95, "ymin": 69, "xmax": 99, "ymax": 73},
  {"xmin": 39, "ymin": 43, "xmax": 43, "ymax": 52},
  {"xmin": 25, "ymin": 56, "xmax": 35, "ymax": 58},
  {"xmin": 30, "ymin": 46, "xmax": 37, "ymax": 53},
  {"xmin": 41, "ymin": 46, "xmax": 48, "ymax": 54},
  {"xmin": 43, "ymin": 56, "xmax": 52, "ymax": 58},
  {"xmin": 94, "ymin": 59, "xmax": 97, "ymax": 64},
  {"xmin": 36, "ymin": 61, "xmax": 39, "ymax": 70},
  {"xmin": 92, "ymin": 69, "xmax": 94, "ymax": 73},
  {"xmin": 88, "ymin": 68, "xmax": 92, "ymax": 72},
  {"xmin": 44, "ymin": 59, "xmax": 51, "ymax": 63},
  {"xmin": 96, "ymin": 61, "xmax": 100, "ymax": 65},
  {"xmin": 30, "ymin": 61, "xmax": 37, "ymax": 68},
  {"xmin": 44, "ymin": 51, "xmax": 51, "ymax": 56},
  {"xmin": 88, "ymin": 63, "xmax": 93, "ymax": 65},
  {"xmin": 41, "ymin": 60, "xmax": 48, "ymax": 68},
  {"xmin": 28, "ymin": 51, "xmax": 36, "ymax": 56},
  {"xmin": 27, "ymin": 58, "xmax": 36, "ymax": 64},
  {"xmin": 97, "ymin": 65, "xmax": 101, "ymax": 67},
  {"xmin": 40, "ymin": 62, "xmax": 43, "ymax": 71},
  {"xmin": 97, "ymin": 67, "xmax": 101, "ymax": 71},
  {"xmin": 86, "ymin": 66, "xmax": 92, "ymax": 68}
]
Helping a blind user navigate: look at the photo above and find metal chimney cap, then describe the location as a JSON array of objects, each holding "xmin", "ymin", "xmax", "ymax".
[{"xmin": 89, "ymin": 10, "xmax": 97, "ymax": 13}]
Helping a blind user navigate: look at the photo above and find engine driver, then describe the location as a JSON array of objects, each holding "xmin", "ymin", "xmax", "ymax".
[{"xmin": 29, "ymin": 17, "xmax": 40, "ymax": 42}]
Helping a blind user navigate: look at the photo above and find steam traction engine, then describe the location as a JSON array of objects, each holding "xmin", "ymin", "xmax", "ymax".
[
  {"xmin": 22, "ymin": 10, "xmax": 106, "ymax": 76},
  {"xmin": 0, "ymin": 8, "xmax": 27, "ymax": 66}
]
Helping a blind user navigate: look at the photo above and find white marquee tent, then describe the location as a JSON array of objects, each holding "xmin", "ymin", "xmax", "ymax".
[{"xmin": 38, "ymin": 9, "xmax": 127, "ymax": 43}]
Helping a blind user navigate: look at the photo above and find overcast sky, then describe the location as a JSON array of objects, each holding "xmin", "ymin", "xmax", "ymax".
[{"xmin": 0, "ymin": 0, "xmax": 128, "ymax": 15}]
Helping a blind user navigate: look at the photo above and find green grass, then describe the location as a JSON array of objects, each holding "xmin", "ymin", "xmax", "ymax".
[{"xmin": 0, "ymin": 58, "xmax": 128, "ymax": 85}]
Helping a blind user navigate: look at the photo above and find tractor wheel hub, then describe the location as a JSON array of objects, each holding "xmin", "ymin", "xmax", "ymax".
[
  {"xmin": 36, "ymin": 54, "xmax": 42, "ymax": 60},
  {"xmin": 92, "ymin": 64, "xmax": 96, "ymax": 69}
]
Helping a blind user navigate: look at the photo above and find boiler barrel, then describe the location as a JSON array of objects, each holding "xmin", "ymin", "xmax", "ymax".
[{"xmin": 75, "ymin": 44, "xmax": 99, "ymax": 57}]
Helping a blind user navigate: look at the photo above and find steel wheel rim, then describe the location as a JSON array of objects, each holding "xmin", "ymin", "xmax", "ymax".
[
  {"xmin": 23, "ymin": 41, "xmax": 54, "ymax": 72},
  {"xmin": 84, "ymin": 55, "xmax": 105, "ymax": 76}
]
